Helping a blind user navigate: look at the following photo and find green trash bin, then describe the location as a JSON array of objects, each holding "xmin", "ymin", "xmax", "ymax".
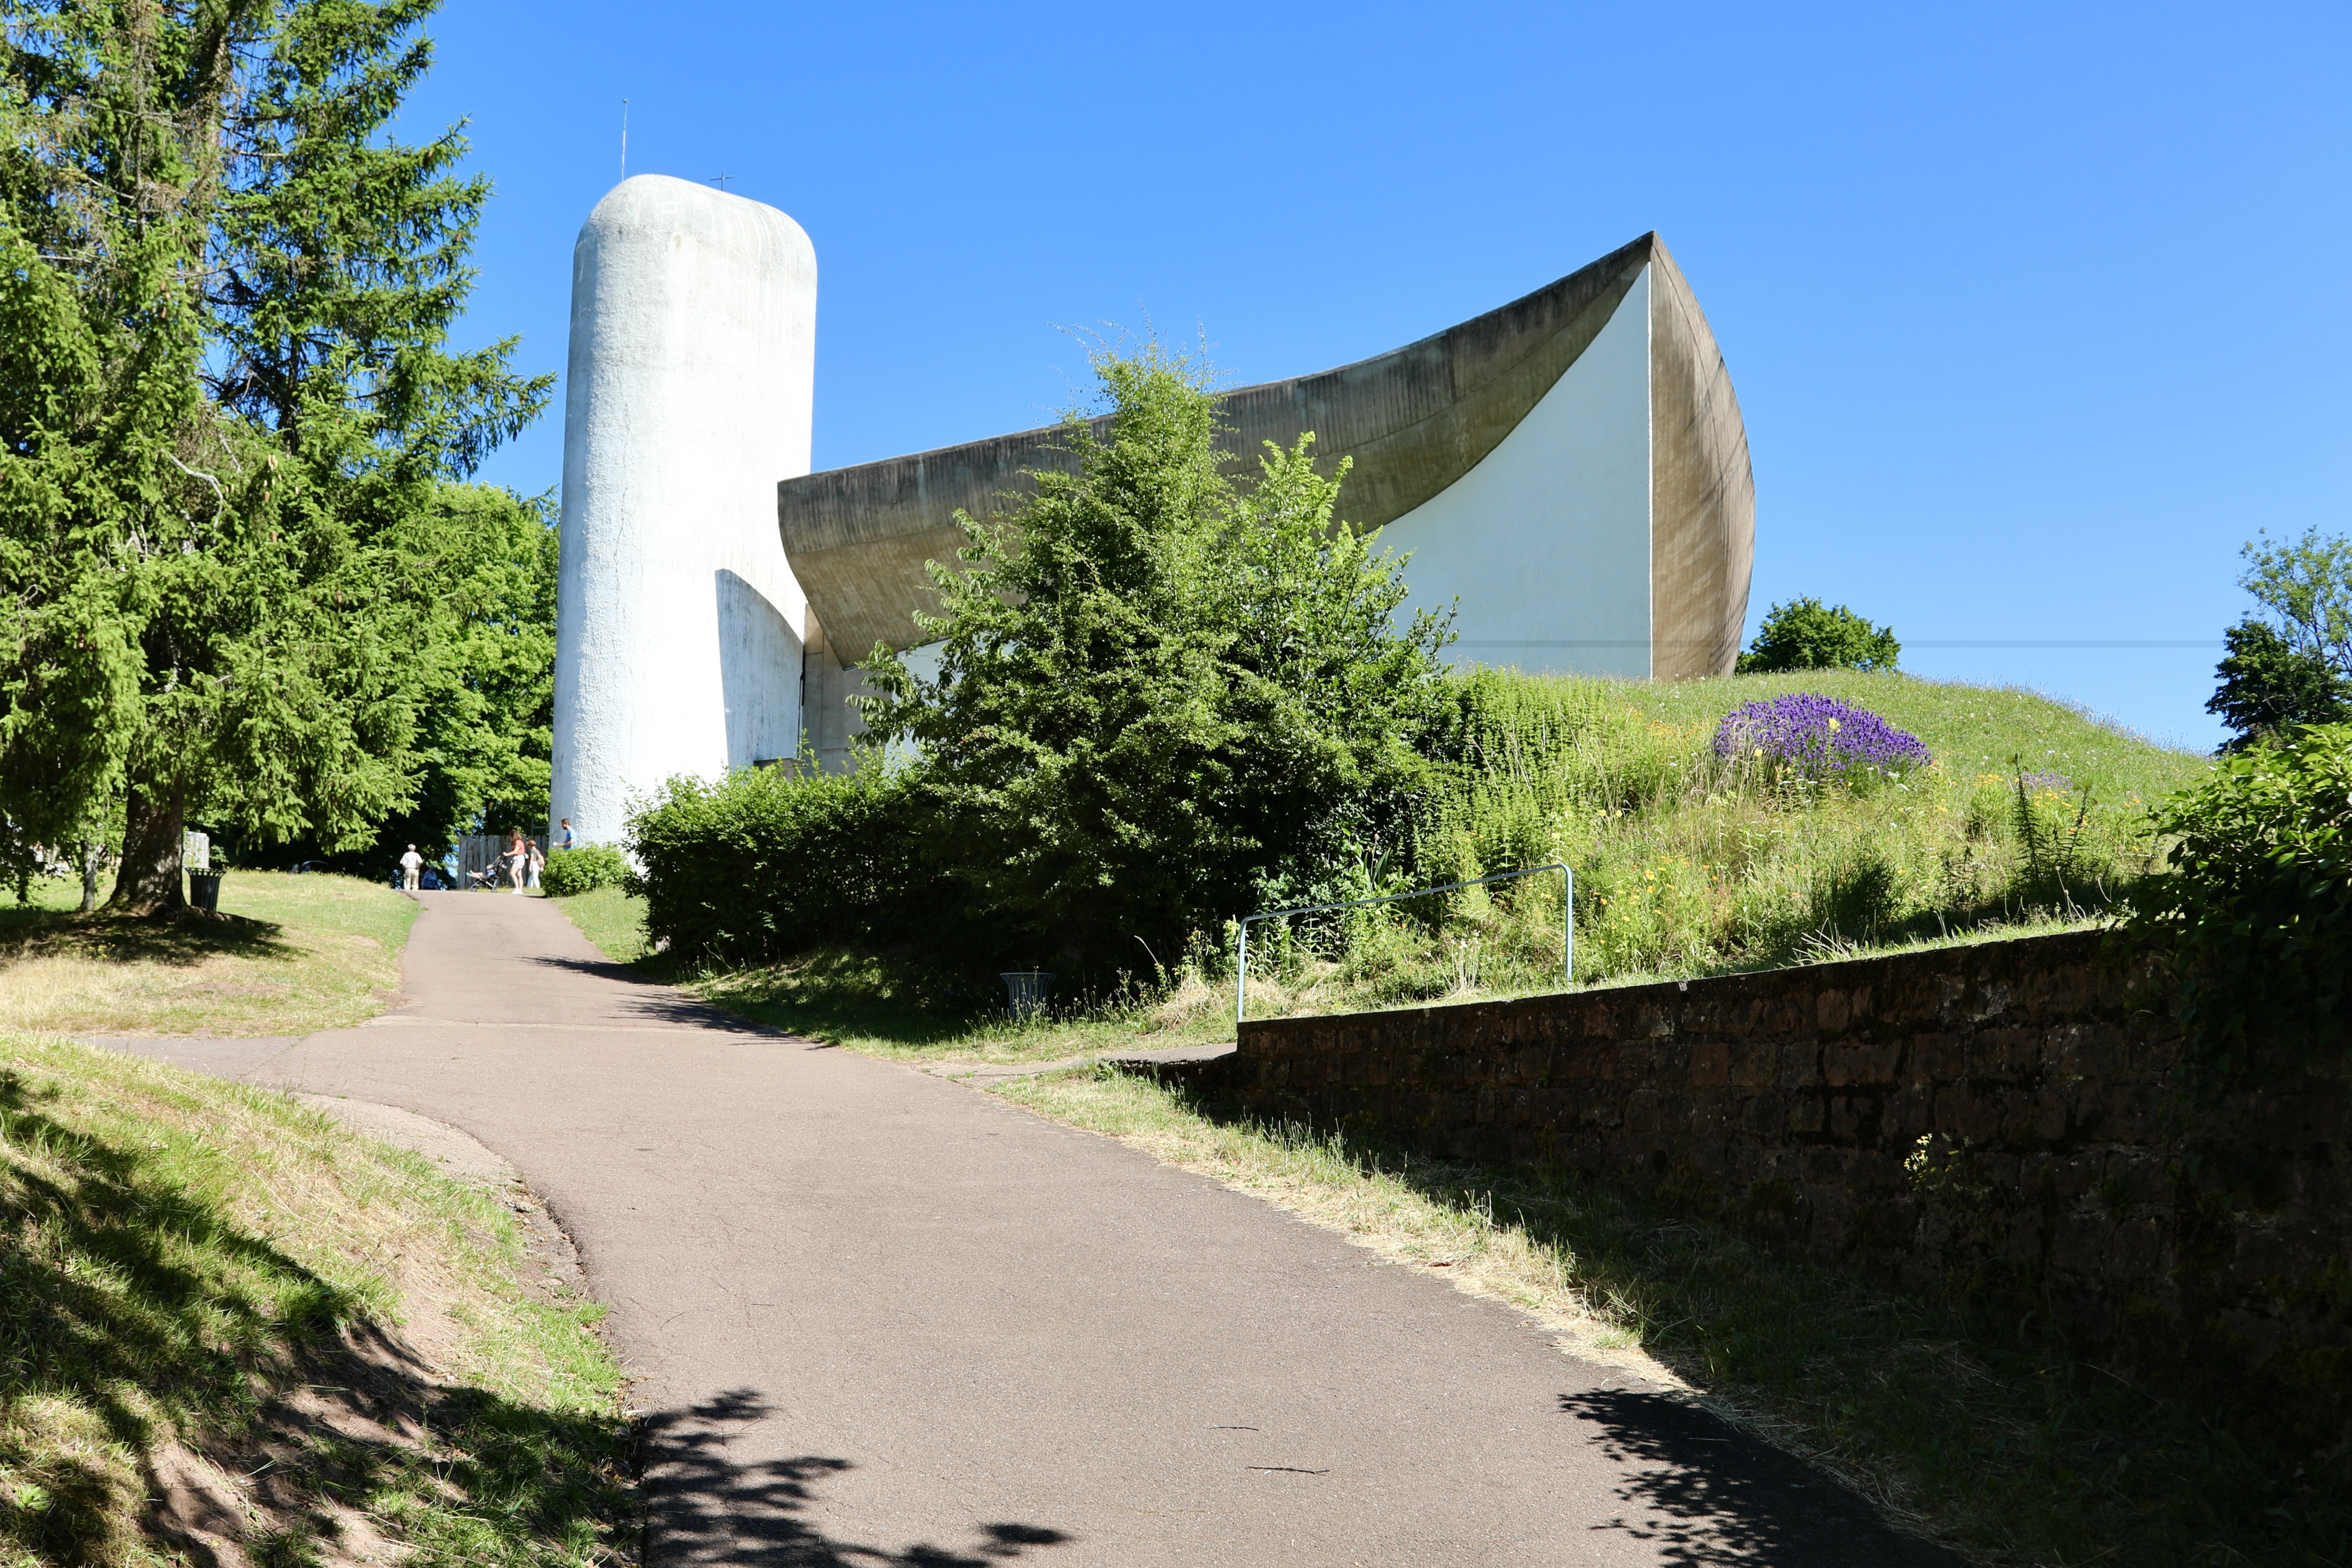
[{"xmin": 188, "ymin": 871, "xmax": 222, "ymax": 912}]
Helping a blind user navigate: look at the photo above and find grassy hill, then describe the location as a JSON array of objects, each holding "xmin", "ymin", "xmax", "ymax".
[
  {"xmin": 558, "ymin": 668, "xmax": 2209, "ymax": 1065},
  {"xmin": 1228, "ymin": 666, "xmax": 2208, "ymax": 1017}
]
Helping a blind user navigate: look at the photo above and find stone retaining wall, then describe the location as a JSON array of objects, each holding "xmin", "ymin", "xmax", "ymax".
[{"xmin": 1218, "ymin": 931, "xmax": 2350, "ymax": 1397}]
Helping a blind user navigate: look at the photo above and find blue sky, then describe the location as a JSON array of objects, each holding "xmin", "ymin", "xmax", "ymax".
[{"xmin": 405, "ymin": 0, "xmax": 2349, "ymax": 751}]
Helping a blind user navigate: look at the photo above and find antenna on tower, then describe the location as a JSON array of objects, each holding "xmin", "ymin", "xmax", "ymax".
[{"xmin": 620, "ymin": 99, "xmax": 630, "ymax": 177}]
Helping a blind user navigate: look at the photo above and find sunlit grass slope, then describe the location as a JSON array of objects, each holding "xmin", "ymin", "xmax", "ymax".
[
  {"xmin": 0, "ymin": 872, "xmax": 414, "ymax": 1037},
  {"xmin": 0, "ymin": 1035, "xmax": 630, "ymax": 1567}
]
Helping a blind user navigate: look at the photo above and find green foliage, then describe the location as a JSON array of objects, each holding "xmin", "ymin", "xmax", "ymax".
[
  {"xmin": 0, "ymin": 0, "xmax": 547, "ymax": 911},
  {"xmin": 2007, "ymin": 761, "xmax": 2098, "ymax": 909},
  {"xmin": 859, "ymin": 337, "xmax": 1452, "ymax": 961},
  {"xmin": 2208, "ymin": 617, "xmax": 2348, "ymax": 751},
  {"xmin": 2133, "ymin": 722, "xmax": 2352, "ymax": 1088},
  {"xmin": 2239, "ymin": 527, "xmax": 2352, "ymax": 675},
  {"xmin": 539, "ymin": 844, "xmax": 627, "ymax": 899},
  {"xmin": 1735, "ymin": 597, "xmax": 1901, "ymax": 674},
  {"xmin": 627, "ymin": 763, "xmax": 946, "ymax": 967},
  {"xmin": 362, "ymin": 484, "xmax": 558, "ymax": 859}
]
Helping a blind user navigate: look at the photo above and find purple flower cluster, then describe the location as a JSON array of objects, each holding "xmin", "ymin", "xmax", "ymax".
[
  {"xmin": 1711, "ymin": 693, "xmax": 1931, "ymax": 784},
  {"xmin": 2017, "ymin": 769, "xmax": 2072, "ymax": 793}
]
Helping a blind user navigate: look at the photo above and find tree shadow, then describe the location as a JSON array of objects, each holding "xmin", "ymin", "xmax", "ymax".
[
  {"xmin": 0, "ymin": 1069, "xmax": 631, "ymax": 1566},
  {"xmin": 638, "ymin": 1390, "xmax": 1072, "ymax": 1566},
  {"xmin": 0, "ymin": 903, "xmax": 295, "ymax": 970},
  {"xmin": 1149, "ymin": 1075, "xmax": 2352, "ymax": 1565},
  {"xmin": 519, "ymin": 953, "xmax": 822, "ymax": 1034},
  {"xmin": 625, "ymin": 945, "xmax": 1005, "ymax": 1050},
  {"xmin": 1559, "ymin": 1389, "xmax": 1963, "ymax": 1566}
]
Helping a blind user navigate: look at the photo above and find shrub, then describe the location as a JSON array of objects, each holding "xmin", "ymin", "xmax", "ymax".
[
  {"xmin": 540, "ymin": 844, "xmax": 628, "ymax": 898},
  {"xmin": 2133, "ymin": 721, "xmax": 2352, "ymax": 1087},
  {"xmin": 1736, "ymin": 597, "xmax": 1900, "ymax": 673},
  {"xmin": 859, "ymin": 336, "xmax": 1451, "ymax": 962},
  {"xmin": 626, "ymin": 763, "xmax": 947, "ymax": 967},
  {"xmin": 1711, "ymin": 693, "xmax": 1930, "ymax": 790}
]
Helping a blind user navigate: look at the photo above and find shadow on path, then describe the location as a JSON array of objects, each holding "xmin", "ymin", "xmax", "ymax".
[
  {"xmin": 640, "ymin": 1391, "xmax": 1072, "ymax": 1566},
  {"xmin": 519, "ymin": 955, "xmax": 788, "ymax": 1033},
  {"xmin": 1561, "ymin": 1390, "xmax": 1962, "ymax": 1566}
]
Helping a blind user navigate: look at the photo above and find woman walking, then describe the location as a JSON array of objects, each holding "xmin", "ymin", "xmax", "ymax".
[
  {"xmin": 526, "ymin": 838, "xmax": 545, "ymax": 891},
  {"xmin": 508, "ymin": 829, "xmax": 529, "ymax": 894}
]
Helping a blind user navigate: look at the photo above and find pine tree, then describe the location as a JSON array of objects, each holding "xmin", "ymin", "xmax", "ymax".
[
  {"xmin": 0, "ymin": 0, "xmax": 547, "ymax": 913},
  {"xmin": 860, "ymin": 339, "xmax": 1452, "ymax": 961}
]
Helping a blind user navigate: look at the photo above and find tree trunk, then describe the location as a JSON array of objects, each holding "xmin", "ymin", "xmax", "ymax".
[{"xmin": 108, "ymin": 780, "xmax": 187, "ymax": 915}]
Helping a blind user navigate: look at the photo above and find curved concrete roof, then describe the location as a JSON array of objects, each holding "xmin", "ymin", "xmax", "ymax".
[{"xmin": 780, "ymin": 232, "xmax": 1752, "ymax": 674}]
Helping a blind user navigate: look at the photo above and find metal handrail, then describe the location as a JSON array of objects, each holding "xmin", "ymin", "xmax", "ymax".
[{"xmin": 1235, "ymin": 863, "xmax": 1573, "ymax": 1025}]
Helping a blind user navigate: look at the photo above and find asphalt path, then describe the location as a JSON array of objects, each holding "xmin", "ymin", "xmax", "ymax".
[{"xmin": 105, "ymin": 891, "xmax": 1962, "ymax": 1567}]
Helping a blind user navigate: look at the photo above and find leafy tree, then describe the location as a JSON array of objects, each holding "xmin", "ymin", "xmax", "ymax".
[
  {"xmin": 859, "ymin": 339, "xmax": 1454, "ymax": 962},
  {"xmin": 0, "ymin": 0, "xmax": 546, "ymax": 913},
  {"xmin": 405, "ymin": 485, "xmax": 558, "ymax": 845},
  {"xmin": 1736, "ymin": 597, "xmax": 1900, "ymax": 673},
  {"xmin": 301, "ymin": 483, "xmax": 558, "ymax": 870},
  {"xmin": 2135, "ymin": 721, "xmax": 2352, "ymax": 1089},
  {"xmin": 2206, "ymin": 617, "xmax": 2346, "ymax": 751},
  {"xmin": 2239, "ymin": 528, "xmax": 2352, "ymax": 675}
]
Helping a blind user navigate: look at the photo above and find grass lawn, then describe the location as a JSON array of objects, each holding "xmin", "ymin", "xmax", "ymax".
[
  {"xmin": 556, "ymin": 889, "xmax": 2108, "ymax": 1072},
  {"xmin": 0, "ymin": 1034, "xmax": 631, "ymax": 1567},
  {"xmin": 552, "ymin": 884, "xmax": 650, "ymax": 966},
  {"xmin": 0, "ymin": 871, "xmax": 415, "ymax": 1038}
]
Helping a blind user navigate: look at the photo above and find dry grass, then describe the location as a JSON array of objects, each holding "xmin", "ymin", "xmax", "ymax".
[
  {"xmin": 0, "ymin": 873, "xmax": 413, "ymax": 1038},
  {"xmin": 989, "ymin": 1065, "xmax": 2350, "ymax": 1568},
  {"xmin": 0, "ymin": 1033, "xmax": 631, "ymax": 1566},
  {"xmin": 991, "ymin": 1065, "xmax": 1681, "ymax": 1383}
]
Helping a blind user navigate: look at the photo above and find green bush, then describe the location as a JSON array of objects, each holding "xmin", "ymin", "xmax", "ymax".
[
  {"xmin": 539, "ymin": 844, "xmax": 628, "ymax": 898},
  {"xmin": 2133, "ymin": 721, "xmax": 2352, "ymax": 1087},
  {"xmin": 859, "ymin": 336, "xmax": 1451, "ymax": 964},
  {"xmin": 1736, "ymin": 597, "xmax": 1900, "ymax": 673},
  {"xmin": 626, "ymin": 763, "xmax": 946, "ymax": 967}
]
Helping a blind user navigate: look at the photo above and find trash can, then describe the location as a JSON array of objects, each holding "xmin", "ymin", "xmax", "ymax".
[
  {"xmin": 999, "ymin": 971, "xmax": 1057, "ymax": 1022},
  {"xmin": 188, "ymin": 871, "xmax": 222, "ymax": 912}
]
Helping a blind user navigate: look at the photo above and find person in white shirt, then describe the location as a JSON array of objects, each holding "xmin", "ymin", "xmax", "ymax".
[{"xmin": 399, "ymin": 844, "xmax": 423, "ymax": 891}]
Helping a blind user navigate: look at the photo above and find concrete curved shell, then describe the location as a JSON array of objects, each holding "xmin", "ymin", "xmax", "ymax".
[
  {"xmin": 778, "ymin": 232, "xmax": 1752, "ymax": 679},
  {"xmin": 550, "ymin": 176, "xmax": 817, "ymax": 848}
]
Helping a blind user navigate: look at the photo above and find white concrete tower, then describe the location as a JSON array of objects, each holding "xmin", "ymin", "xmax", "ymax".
[{"xmin": 550, "ymin": 176, "xmax": 817, "ymax": 847}]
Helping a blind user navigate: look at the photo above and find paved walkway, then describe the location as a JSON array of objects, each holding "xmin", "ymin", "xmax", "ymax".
[{"xmin": 108, "ymin": 892, "xmax": 1957, "ymax": 1566}]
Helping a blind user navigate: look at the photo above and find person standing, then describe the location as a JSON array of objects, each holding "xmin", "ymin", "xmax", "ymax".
[
  {"xmin": 508, "ymin": 829, "xmax": 529, "ymax": 894},
  {"xmin": 399, "ymin": 844, "xmax": 423, "ymax": 891},
  {"xmin": 558, "ymin": 817, "xmax": 576, "ymax": 853},
  {"xmin": 526, "ymin": 838, "xmax": 545, "ymax": 891}
]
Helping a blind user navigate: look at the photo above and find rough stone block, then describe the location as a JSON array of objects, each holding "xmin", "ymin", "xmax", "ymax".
[{"xmin": 1689, "ymin": 1041, "xmax": 1730, "ymax": 1086}]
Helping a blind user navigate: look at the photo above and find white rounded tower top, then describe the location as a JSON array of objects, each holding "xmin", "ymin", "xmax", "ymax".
[{"xmin": 551, "ymin": 176, "xmax": 819, "ymax": 848}]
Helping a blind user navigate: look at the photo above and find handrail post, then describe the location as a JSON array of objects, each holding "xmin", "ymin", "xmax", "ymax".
[
  {"xmin": 1563, "ymin": 864, "xmax": 1574, "ymax": 988},
  {"xmin": 1236, "ymin": 918, "xmax": 1250, "ymax": 1027}
]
